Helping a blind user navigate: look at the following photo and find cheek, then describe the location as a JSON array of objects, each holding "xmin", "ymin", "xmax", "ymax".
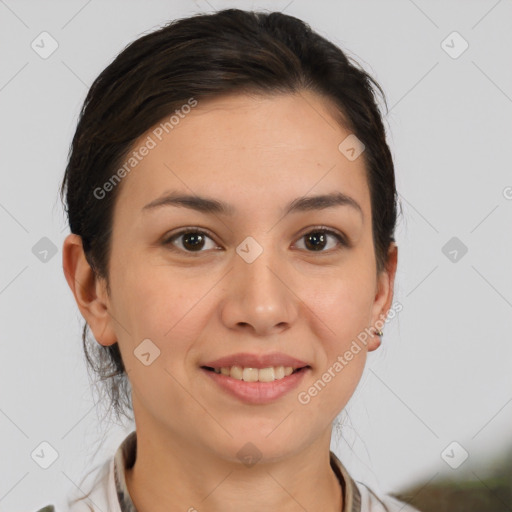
[
  {"xmin": 110, "ymin": 256, "xmax": 206, "ymax": 350},
  {"xmin": 307, "ymin": 268, "xmax": 375, "ymax": 400},
  {"xmin": 112, "ymin": 265, "xmax": 209, "ymax": 409},
  {"xmin": 313, "ymin": 267, "xmax": 375, "ymax": 341}
]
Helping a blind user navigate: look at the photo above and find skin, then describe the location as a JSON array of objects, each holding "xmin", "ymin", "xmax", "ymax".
[{"xmin": 63, "ymin": 89, "xmax": 398, "ymax": 512}]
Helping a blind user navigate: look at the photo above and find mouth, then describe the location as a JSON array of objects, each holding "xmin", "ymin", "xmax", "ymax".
[
  {"xmin": 201, "ymin": 365, "xmax": 310, "ymax": 383},
  {"xmin": 200, "ymin": 364, "xmax": 311, "ymax": 404}
]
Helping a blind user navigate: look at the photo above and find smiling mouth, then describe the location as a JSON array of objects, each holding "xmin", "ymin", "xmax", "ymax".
[{"xmin": 201, "ymin": 365, "xmax": 310, "ymax": 383}]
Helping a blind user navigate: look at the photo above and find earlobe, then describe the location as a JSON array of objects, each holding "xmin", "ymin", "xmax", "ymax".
[
  {"xmin": 368, "ymin": 243, "xmax": 398, "ymax": 352},
  {"xmin": 62, "ymin": 234, "xmax": 117, "ymax": 347}
]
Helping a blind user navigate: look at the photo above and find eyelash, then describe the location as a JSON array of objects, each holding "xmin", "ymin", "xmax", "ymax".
[{"xmin": 161, "ymin": 226, "xmax": 348, "ymax": 256}]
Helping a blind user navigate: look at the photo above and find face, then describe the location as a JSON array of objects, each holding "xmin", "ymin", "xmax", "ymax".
[{"xmin": 73, "ymin": 90, "xmax": 397, "ymax": 464}]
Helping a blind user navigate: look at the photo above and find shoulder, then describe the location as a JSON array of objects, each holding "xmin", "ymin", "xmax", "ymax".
[
  {"xmin": 33, "ymin": 432, "xmax": 129, "ymax": 512},
  {"xmin": 37, "ymin": 457, "xmax": 116, "ymax": 512},
  {"xmin": 67, "ymin": 456, "xmax": 118, "ymax": 511},
  {"xmin": 33, "ymin": 457, "xmax": 116, "ymax": 512},
  {"xmin": 330, "ymin": 450, "xmax": 422, "ymax": 512},
  {"xmin": 355, "ymin": 481, "xmax": 422, "ymax": 512}
]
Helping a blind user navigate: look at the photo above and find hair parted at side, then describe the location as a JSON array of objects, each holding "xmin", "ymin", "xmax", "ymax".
[{"xmin": 60, "ymin": 8, "xmax": 401, "ymax": 424}]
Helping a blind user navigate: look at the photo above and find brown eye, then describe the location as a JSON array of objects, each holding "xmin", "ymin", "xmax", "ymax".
[
  {"xmin": 295, "ymin": 228, "xmax": 347, "ymax": 253},
  {"xmin": 162, "ymin": 226, "xmax": 347, "ymax": 256},
  {"xmin": 163, "ymin": 229, "xmax": 218, "ymax": 254}
]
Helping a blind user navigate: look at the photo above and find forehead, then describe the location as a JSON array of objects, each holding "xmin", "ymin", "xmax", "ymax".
[{"xmin": 115, "ymin": 90, "xmax": 370, "ymax": 217}]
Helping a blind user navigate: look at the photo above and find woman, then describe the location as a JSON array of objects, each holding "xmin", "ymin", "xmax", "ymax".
[{"xmin": 42, "ymin": 8, "xmax": 420, "ymax": 512}]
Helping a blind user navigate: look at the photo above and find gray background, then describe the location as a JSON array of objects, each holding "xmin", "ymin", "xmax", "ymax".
[{"xmin": 1, "ymin": 0, "xmax": 511, "ymax": 510}]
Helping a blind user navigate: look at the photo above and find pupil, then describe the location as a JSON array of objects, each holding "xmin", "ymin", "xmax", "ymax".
[
  {"xmin": 305, "ymin": 231, "xmax": 326, "ymax": 251},
  {"xmin": 183, "ymin": 232, "xmax": 204, "ymax": 250}
]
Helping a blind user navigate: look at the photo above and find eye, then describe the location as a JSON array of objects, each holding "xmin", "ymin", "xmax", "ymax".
[
  {"xmin": 294, "ymin": 227, "xmax": 348, "ymax": 253},
  {"xmin": 162, "ymin": 226, "xmax": 348, "ymax": 256},
  {"xmin": 162, "ymin": 228, "xmax": 219, "ymax": 255}
]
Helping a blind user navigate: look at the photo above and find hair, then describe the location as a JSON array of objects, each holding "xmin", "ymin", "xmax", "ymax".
[{"xmin": 60, "ymin": 8, "xmax": 401, "ymax": 425}]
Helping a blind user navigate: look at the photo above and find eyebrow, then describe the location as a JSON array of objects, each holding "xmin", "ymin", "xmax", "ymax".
[{"xmin": 142, "ymin": 190, "xmax": 363, "ymax": 219}]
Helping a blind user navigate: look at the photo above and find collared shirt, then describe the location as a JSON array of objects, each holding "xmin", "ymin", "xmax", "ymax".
[{"xmin": 37, "ymin": 430, "xmax": 420, "ymax": 512}]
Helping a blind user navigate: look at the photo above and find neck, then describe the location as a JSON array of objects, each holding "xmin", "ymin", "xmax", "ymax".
[{"xmin": 124, "ymin": 424, "xmax": 343, "ymax": 512}]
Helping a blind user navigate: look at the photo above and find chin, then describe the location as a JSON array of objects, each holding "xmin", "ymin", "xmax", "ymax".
[{"xmin": 206, "ymin": 429, "xmax": 311, "ymax": 467}]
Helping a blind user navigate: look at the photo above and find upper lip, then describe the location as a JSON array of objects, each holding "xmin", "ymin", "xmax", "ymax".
[{"xmin": 202, "ymin": 352, "xmax": 310, "ymax": 369}]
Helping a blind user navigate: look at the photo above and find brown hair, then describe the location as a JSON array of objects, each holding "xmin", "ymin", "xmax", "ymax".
[{"xmin": 60, "ymin": 8, "xmax": 400, "ymax": 424}]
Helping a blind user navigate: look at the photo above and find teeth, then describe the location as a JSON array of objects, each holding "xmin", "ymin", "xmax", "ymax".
[
  {"xmin": 212, "ymin": 365, "xmax": 298, "ymax": 382},
  {"xmin": 243, "ymin": 367, "xmax": 260, "ymax": 382}
]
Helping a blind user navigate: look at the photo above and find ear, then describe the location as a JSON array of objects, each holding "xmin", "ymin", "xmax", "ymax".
[
  {"xmin": 367, "ymin": 242, "xmax": 398, "ymax": 352},
  {"xmin": 62, "ymin": 233, "xmax": 117, "ymax": 347}
]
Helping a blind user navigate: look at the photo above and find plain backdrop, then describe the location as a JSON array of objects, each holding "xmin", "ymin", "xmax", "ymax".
[{"xmin": 1, "ymin": 0, "xmax": 511, "ymax": 510}]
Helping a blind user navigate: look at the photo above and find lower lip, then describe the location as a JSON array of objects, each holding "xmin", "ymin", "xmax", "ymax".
[{"xmin": 201, "ymin": 367, "xmax": 310, "ymax": 405}]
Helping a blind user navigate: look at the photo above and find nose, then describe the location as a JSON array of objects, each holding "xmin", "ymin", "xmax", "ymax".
[{"xmin": 219, "ymin": 246, "xmax": 299, "ymax": 337}]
